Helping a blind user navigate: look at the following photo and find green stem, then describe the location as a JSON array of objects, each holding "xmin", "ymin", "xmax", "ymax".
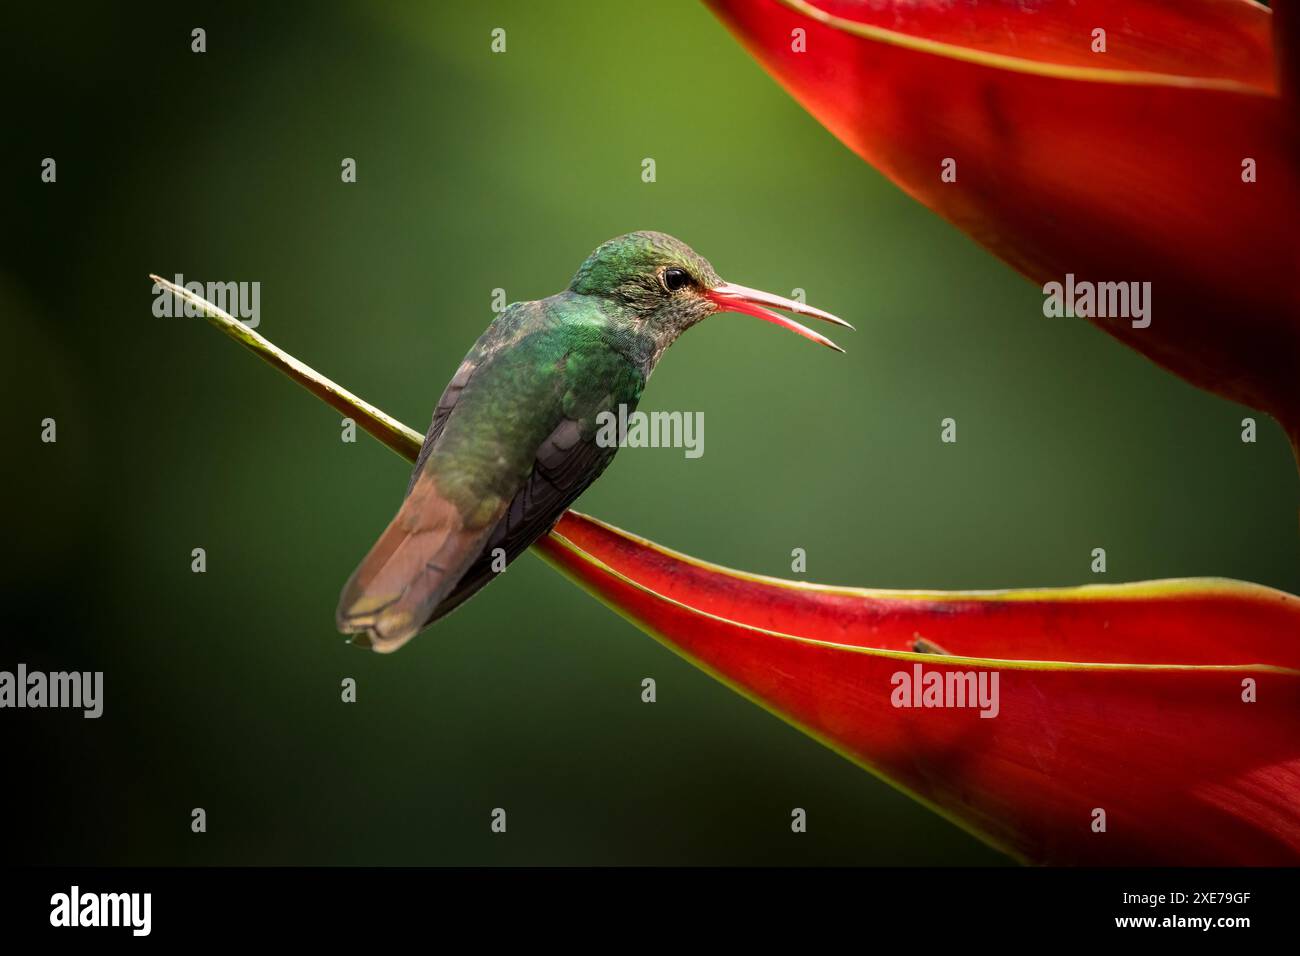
[{"xmin": 151, "ymin": 275, "xmax": 423, "ymax": 463}]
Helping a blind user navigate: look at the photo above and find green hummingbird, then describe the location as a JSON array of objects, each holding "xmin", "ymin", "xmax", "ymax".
[{"xmin": 336, "ymin": 231, "xmax": 851, "ymax": 652}]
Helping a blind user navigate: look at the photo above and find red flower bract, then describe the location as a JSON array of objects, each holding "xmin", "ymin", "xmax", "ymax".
[
  {"xmin": 704, "ymin": 0, "xmax": 1300, "ymax": 453},
  {"xmin": 539, "ymin": 510, "xmax": 1300, "ymax": 864}
]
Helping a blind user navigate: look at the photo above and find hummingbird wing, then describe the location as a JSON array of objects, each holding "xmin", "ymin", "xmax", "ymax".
[
  {"xmin": 336, "ymin": 303, "xmax": 644, "ymax": 652},
  {"xmin": 405, "ymin": 359, "xmax": 475, "ymax": 493},
  {"xmin": 334, "ymin": 313, "xmax": 521, "ymax": 651},
  {"xmin": 416, "ymin": 412, "xmax": 624, "ymax": 625}
]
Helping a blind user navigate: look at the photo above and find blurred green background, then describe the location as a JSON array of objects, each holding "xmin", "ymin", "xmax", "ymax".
[{"xmin": 5, "ymin": 1, "xmax": 1297, "ymax": 865}]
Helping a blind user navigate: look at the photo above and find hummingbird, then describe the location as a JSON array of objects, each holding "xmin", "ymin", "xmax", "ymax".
[{"xmin": 336, "ymin": 231, "xmax": 851, "ymax": 653}]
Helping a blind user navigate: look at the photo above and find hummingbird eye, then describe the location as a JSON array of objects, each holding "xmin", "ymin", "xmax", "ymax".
[{"xmin": 660, "ymin": 267, "xmax": 692, "ymax": 294}]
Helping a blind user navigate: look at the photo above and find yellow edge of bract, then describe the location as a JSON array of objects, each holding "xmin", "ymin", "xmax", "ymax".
[
  {"xmin": 533, "ymin": 542, "xmax": 1034, "ymax": 865},
  {"xmin": 559, "ymin": 510, "xmax": 1300, "ymax": 612},
  {"xmin": 774, "ymin": 0, "xmax": 1274, "ymax": 96},
  {"xmin": 540, "ymin": 531, "xmax": 1300, "ymax": 674}
]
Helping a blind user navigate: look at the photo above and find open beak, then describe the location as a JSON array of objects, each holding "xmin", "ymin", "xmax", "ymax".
[{"xmin": 704, "ymin": 282, "xmax": 852, "ymax": 353}]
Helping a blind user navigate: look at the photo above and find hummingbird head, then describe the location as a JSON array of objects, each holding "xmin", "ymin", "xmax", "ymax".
[{"xmin": 569, "ymin": 231, "xmax": 851, "ymax": 353}]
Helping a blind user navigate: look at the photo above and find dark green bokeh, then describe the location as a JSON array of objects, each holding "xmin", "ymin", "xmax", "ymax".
[{"xmin": 5, "ymin": 2, "xmax": 1296, "ymax": 865}]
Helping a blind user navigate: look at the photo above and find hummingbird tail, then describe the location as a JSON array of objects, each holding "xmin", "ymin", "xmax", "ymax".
[{"xmin": 335, "ymin": 476, "xmax": 505, "ymax": 653}]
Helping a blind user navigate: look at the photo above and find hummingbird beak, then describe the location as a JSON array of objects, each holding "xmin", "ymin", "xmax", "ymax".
[{"xmin": 705, "ymin": 282, "xmax": 852, "ymax": 353}]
